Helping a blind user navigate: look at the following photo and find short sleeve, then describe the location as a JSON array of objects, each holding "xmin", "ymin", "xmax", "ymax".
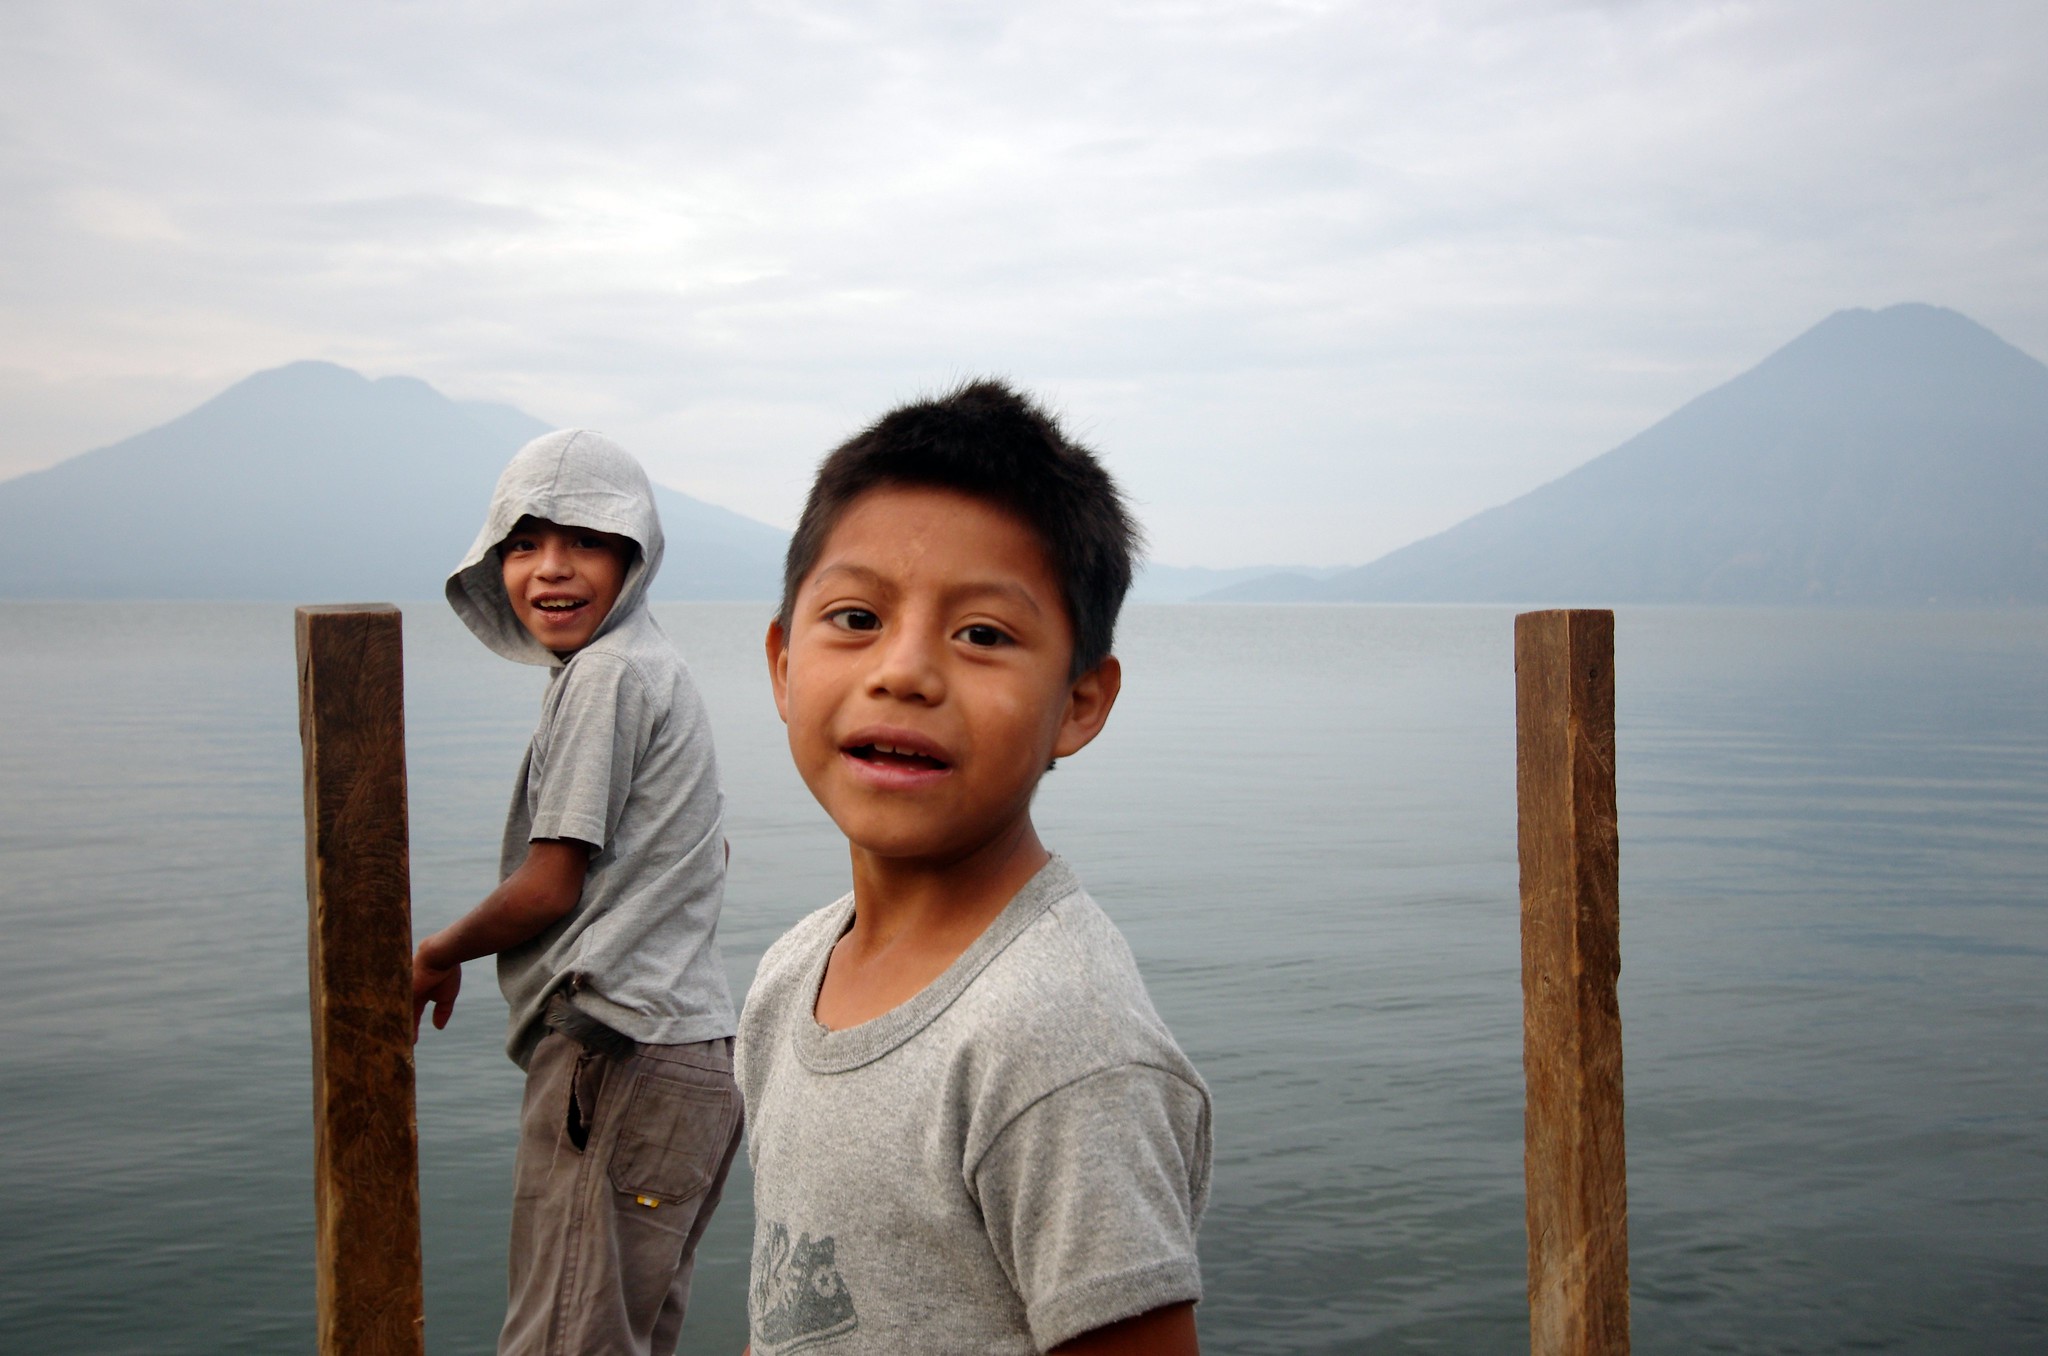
[
  {"xmin": 528, "ymin": 655, "xmax": 649, "ymax": 850},
  {"xmin": 973, "ymin": 1063, "xmax": 1212, "ymax": 1352}
]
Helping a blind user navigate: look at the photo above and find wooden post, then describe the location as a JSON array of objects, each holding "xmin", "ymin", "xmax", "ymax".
[
  {"xmin": 1515, "ymin": 609, "xmax": 1627, "ymax": 1355},
  {"xmin": 296, "ymin": 604, "xmax": 426, "ymax": 1356}
]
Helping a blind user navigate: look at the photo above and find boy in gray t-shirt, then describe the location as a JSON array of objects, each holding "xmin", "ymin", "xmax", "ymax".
[
  {"xmin": 742, "ymin": 382, "xmax": 1211, "ymax": 1354},
  {"xmin": 414, "ymin": 430, "xmax": 741, "ymax": 1356}
]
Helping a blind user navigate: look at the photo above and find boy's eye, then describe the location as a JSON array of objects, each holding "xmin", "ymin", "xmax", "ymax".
[
  {"xmin": 574, "ymin": 534, "xmax": 611, "ymax": 551},
  {"xmin": 958, "ymin": 624, "xmax": 1009, "ymax": 648},
  {"xmin": 828, "ymin": 608, "xmax": 880, "ymax": 632}
]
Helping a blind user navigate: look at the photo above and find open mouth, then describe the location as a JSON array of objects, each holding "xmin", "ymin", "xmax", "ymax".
[
  {"xmin": 533, "ymin": 598, "xmax": 588, "ymax": 613},
  {"xmin": 846, "ymin": 741, "xmax": 950, "ymax": 772}
]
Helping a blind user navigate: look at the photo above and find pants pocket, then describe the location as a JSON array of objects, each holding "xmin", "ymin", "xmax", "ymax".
[
  {"xmin": 566, "ymin": 1048, "xmax": 607, "ymax": 1152},
  {"xmin": 606, "ymin": 1068, "xmax": 737, "ymax": 1207}
]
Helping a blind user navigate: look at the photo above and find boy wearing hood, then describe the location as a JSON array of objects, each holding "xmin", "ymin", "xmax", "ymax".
[{"xmin": 417, "ymin": 430, "xmax": 741, "ymax": 1356}]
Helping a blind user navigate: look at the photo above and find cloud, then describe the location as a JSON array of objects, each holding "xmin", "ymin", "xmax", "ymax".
[{"xmin": 2, "ymin": 0, "xmax": 2045, "ymax": 564}]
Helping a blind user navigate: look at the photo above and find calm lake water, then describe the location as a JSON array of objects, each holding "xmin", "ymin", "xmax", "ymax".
[{"xmin": 1, "ymin": 602, "xmax": 2043, "ymax": 1354}]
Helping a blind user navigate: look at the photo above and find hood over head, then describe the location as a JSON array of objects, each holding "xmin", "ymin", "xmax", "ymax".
[{"xmin": 447, "ymin": 430, "xmax": 665, "ymax": 665}]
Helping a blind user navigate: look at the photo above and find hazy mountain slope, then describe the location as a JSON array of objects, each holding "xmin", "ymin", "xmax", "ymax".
[
  {"xmin": 1318, "ymin": 304, "xmax": 2048, "ymax": 604},
  {"xmin": 0, "ymin": 361, "xmax": 789, "ymax": 601},
  {"xmin": 1196, "ymin": 571, "xmax": 1337, "ymax": 603},
  {"xmin": 451, "ymin": 398, "xmax": 554, "ymax": 450},
  {"xmin": 1131, "ymin": 562, "xmax": 1350, "ymax": 603}
]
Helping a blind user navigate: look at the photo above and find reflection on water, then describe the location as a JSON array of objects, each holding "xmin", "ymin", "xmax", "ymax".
[{"xmin": 0, "ymin": 603, "xmax": 2042, "ymax": 1353}]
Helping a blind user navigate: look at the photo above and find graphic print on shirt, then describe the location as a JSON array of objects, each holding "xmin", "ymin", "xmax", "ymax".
[{"xmin": 752, "ymin": 1220, "xmax": 858, "ymax": 1350}]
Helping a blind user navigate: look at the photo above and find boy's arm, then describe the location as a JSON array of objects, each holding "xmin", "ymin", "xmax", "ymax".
[
  {"xmin": 733, "ymin": 1288, "xmax": 1196, "ymax": 1355},
  {"xmin": 411, "ymin": 838, "xmax": 590, "ymax": 1036},
  {"xmin": 976, "ymin": 1062, "xmax": 1210, "ymax": 1352},
  {"xmin": 1052, "ymin": 1302, "xmax": 1198, "ymax": 1355}
]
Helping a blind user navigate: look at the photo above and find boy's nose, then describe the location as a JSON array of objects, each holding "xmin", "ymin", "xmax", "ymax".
[
  {"xmin": 535, "ymin": 538, "xmax": 574, "ymax": 578},
  {"xmin": 866, "ymin": 623, "xmax": 946, "ymax": 704}
]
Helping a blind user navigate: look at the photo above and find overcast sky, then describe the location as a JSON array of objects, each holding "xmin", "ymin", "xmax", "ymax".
[{"xmin": 3, "ymin": 0, "xmax": 2043, "ymax": 566}]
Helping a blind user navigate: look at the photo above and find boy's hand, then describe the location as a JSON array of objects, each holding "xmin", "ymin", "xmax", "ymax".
[
  {"xmin": 412, "ymin": 945, "xmax": 462, "ymax": 1039},
  {"xmin": 1052, "ymin": 1303, "xmax": 1198, "ymax": 1355},
  {"xmin": 405, "ymin": 840, "xmax": 591, "ymax": 1041}
]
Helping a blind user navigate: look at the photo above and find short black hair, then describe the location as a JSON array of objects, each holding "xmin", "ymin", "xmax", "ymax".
[{"xmin": 779, "ymin": 379, "xmax": 1142, "ymax": 677}]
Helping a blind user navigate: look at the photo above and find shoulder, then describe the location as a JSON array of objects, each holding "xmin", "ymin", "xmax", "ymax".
[
  {"xmin": 984, "ymin": 887, "xmax": 1175, "ymax": 1051},
  {"xmin": 553, "ymin": 612, "xmax": 700, "ymax": 720},
  {"xmin": 736, "ymin": 895, "xmax": 851, "ymax": 1085},
  {"xmin": 565, "ymin": 611, "xmax": 675, "ymax": 689},
  {"xmin": 959, "ymin": 881, "xmax": 1206, "ymax": 1109},
  {"xmin": 742, "ymin": 898, "xmax": 851, "ymax": 1026},
  {"xmin": 762, "ymin": 898, "xmax": 851, "ymax": 982},
  {"xmin": 551, "ymin": 645, "xmax": 639, "ymax": 705}
]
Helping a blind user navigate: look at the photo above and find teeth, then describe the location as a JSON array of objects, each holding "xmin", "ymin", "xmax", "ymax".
[
  {"xmin": 864, "ymin": 741, "xmax": 939, "ymax": 761},
  {"xmin": 535, "ymin": 599, "xmax": 583, "ymax": 610}
]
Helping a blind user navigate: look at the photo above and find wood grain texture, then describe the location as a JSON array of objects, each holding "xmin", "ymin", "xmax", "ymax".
[
  {"xmin": 296, "ymin": 605, "xmax": 425, "ymax": 1356},
  {"xmin": 1515, "ymin": 609, "xmax": 1628, "ymax": 1356}
]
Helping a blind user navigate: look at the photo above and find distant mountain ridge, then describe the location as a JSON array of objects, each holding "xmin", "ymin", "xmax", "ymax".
[
  {"xmin": 14, "ymin": 307, "xmax": 2041, "ymax": 608},
  {"xmin": 0, "ymin": 361, "xmax": 790, "ymax": 601},
  {"xmin": 1260, "ymin": 304, "xmax": 2048, "ymax": 605},
  {"xmin": 1130, "ymin": 562, "xmax": 1350, "ymax": 603}
]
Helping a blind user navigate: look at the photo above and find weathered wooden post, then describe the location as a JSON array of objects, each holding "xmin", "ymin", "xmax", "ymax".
[
  {"xmin": 296, "ymin": 604, "xmax": 426, "ymax": 1356},
  {"xmin": 1515, "ymin": 609, "xmax": 1627, "ymax": 1355}
]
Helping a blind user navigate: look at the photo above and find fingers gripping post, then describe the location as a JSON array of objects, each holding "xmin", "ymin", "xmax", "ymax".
[
  {"xmin": 1515, "ymin": 609, "xmax": 1628, "ymax": 1356},
  {"xmin": 296, "ymin": 604, "xmax": 426, "ymax": 1356}
]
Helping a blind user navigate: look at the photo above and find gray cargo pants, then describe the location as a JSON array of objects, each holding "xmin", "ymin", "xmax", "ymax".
[{"xmin": 499, "ymin": 998, "xmax": 743, "ymax": 1356}]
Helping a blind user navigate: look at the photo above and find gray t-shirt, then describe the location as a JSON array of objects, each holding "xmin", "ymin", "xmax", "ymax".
[
  {"xmin": 737, "ymin": 857, "xmax": 1211, "ymax": 1354},
  {"xmin": 496, "ymin": 605, "xmax": 737, "ymax": 1066}
]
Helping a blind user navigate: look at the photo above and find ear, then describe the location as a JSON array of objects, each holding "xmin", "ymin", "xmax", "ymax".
[
  {"xmin": 765, "ymin": 618, "xmax": 792, "ymax": 724},
  {"xmin": 1052, "ymin": 654, "xmax": 1121, "ymax": 759}
]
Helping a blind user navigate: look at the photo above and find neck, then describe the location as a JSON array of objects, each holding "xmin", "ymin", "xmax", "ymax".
[{"xmin": 845, "ymin": 817, "xmax": 1051, "ymax": 950}]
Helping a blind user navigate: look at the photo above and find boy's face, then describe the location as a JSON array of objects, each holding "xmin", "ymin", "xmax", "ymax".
[
  {"xmin": 498, "ymin": 516, "xmax": 633, "ymax": 656},
  {"xmin": 767, "ymin": 485, "xmax": 1119, "ymax": 868}
]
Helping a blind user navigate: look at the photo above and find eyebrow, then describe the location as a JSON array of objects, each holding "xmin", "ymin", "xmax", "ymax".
[{"xmin": 810, "ymin": 563, "xmax": 1044, "ymax": 616}]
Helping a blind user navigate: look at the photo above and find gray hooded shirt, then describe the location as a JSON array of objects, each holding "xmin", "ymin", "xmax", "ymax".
[{"xmin": 448, "ymin": 429, "xmax": 736, "ymax": 1067}]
